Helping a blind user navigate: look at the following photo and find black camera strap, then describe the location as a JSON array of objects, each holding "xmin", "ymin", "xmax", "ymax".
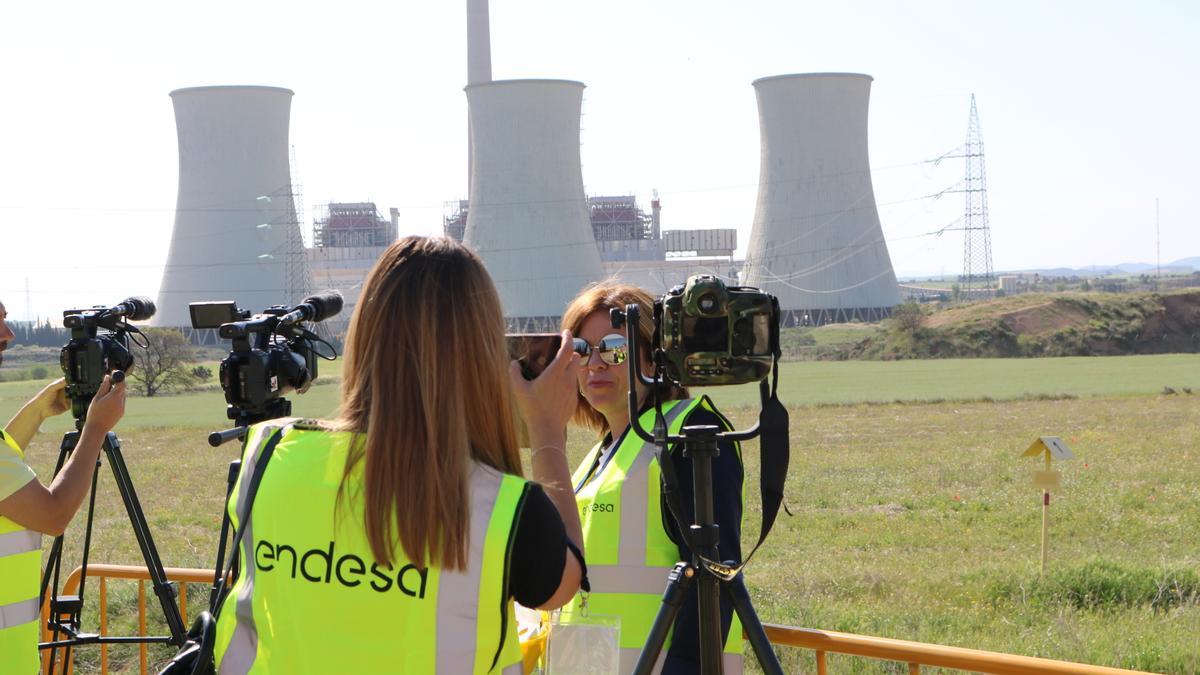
[
  {"xmin": 750, "ymin": 360, "xmax": 790, "ymax": 560},
  {"xmin": 655, "ymin": 364, "xmax": 789, "ymax": 582}
]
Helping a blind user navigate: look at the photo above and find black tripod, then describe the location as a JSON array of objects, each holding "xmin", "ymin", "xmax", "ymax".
[
  {"xmin": 615, "ymin": 304, "xmax": 789, "ymax": 675},
  {"xmin": 632, "ymin": 425, "xmax": 783, "ymax": 675},
  {"xmin": 39, "ymin": 425, "xmax": 186, "ymax": 672}
]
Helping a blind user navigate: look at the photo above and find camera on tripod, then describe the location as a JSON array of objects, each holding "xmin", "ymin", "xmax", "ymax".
[
  {"xmin": 189, "ymin": 291, "xmax": 342, "ymax": 431},
  {"xmin": 60, "ymin": 296, "xmax": 156, "ymax": 422},
  {"xmin": 608, "ymin": 275, "xmax": 788, "ymax": 675}
]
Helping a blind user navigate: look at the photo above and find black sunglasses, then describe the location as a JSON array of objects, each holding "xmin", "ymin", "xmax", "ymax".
[{"xmin": 572, "ymin": 333, "xmax": 628, "ymax": 366}]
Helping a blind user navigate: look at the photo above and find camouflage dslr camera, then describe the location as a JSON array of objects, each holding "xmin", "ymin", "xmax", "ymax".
[{"xmin": 658, "ymin": 274, "xmax": 778, "ymax": 386}]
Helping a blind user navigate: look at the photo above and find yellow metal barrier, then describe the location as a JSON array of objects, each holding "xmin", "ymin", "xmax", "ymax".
[
  {"xmin": 762, "ymin": 623, "xmax": 1148, "ymax": 674},
  {"xmin": 40, "ymin": 564, "xmax": 216, "ymax": 675},
  {"xmin": 40, "ymin": 564, "xmax": 1150, "ymax": 675}
]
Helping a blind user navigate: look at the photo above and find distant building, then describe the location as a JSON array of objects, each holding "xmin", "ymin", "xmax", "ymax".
[
  {"xmin": 997, "ymin": 275, "xmax": 1022, "ymax": 292},
  {"xmin": 307, "ymin": 202, "xmax": 399, "ymax": 335},
  {"xmin": 590, "ymin": 195, "xmax": 664, "ymax": 262},
  {"xmin": 313, "ymin": 202, "xmax": 398, "ymax": 249},
  {"xmin": 443, "ymin": 200, "xmax": 469, "ymax": 242}
]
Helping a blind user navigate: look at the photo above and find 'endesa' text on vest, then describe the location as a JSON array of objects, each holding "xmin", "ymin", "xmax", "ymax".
[{"xmin": 254, "ymin": 539, "xmax": 429, "ymax": 598}]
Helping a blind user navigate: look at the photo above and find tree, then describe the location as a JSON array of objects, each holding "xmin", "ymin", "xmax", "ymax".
[
  {"xmin": 129, "ymin": 328, "xmax": 197, "ymax": 397},
  {"xmin": 891, "ymin": 302, "xmax": 925, "ymax": 333}
]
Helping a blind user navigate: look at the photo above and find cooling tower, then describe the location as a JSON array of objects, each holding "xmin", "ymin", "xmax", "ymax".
[
  {"xmin": 156, "ymin": 86, "xmax": 305, "ymax": 327},
  {"xmin": 742, "ymin": 73, "xmax": 901, "ymax": 324},
  {"xmin": 464, "ymin": 79, "xmax": 604, "ymax": 323}
]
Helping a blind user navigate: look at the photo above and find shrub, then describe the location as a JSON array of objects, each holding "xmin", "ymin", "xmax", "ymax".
[{"xmin": 891, "ymin": 302, "xmax": 925, "ymax": 333}]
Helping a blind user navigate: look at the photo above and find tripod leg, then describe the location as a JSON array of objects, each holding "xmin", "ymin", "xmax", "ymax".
[
  {"xmin": 39, "ymin": 427, "xmax": 94, "ymax": 667},
  {"xmin": 39, "ymin": 430, "xmax": 78, "ymax": 609},
  {"xmin": 103, "ymin": 434, "xmax": 187, "ymax": 643},
  {"xmin": 209, "ymin": 459, "xmax": 241, "ymax": 612},
  {"xmin": 633, "ymin": 562, "xmax": 694, "ymax": 675},
  {"xmin": 723, "ymin": 574, "xmax": 784, "ymax": 675},
  {"xmin": 697, "ymin": 568, "xmax": 724, "ymax": 674}
]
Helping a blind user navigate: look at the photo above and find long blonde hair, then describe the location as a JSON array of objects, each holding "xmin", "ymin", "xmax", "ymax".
[
  {"xmin": 561, "ymin": 282, "xmax": 689, "ymax": 436},
  {"xmin": 335, "ymin": 236, "xmax": 522, "ymax": 571}
]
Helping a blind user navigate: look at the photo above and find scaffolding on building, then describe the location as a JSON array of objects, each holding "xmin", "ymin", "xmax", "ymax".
[
  {"xmin": 588, "ymin": 195, "xmax": 654, "ymax": 241},
  {"xmin": 313, "ymin": 202, "xmax": 398, "ymax": 249},
  {"xmin": 286, "ymin": 147, "xmax": 311, "ymax": 304},
  {"xmin": 443, "ymin": 200, "xmax": 469, "ymax": 242}
]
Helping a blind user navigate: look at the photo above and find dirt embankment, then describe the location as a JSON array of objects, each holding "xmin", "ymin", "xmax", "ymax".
[{"xmin": 854, "ymin": 290, "xmax": 1200, "ymax": 359}]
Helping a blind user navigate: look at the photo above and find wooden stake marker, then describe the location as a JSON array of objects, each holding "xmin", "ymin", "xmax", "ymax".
[{"xmin": 1021, "ymin": 436, "xmax": 1075, "ymax": 575}]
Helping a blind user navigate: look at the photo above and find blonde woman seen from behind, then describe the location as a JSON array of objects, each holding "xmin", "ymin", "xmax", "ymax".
[{"xmin": 212, "ymin": 236, "xmax": 583, "ymax": 674}]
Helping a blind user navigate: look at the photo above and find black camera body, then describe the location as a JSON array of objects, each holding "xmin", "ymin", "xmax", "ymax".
[
  {"xmin": 60, "ymin": 297, "xmax": 155, "ymax": 422},
  {"xmin": 190, "ymin": 292, "xmax": 341, "ymax": 427},
  {"xmin": 656, "ymin": 275, "xmax": 778, "ymax": 386}
]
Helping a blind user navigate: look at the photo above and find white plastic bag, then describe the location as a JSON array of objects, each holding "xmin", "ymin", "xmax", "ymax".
[{"xmin": 544, "ymin": 604, "xmax": 620, "ymax": 675}]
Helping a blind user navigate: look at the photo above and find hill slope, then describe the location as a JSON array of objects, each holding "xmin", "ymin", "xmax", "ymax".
[{"xmin": 854, "ymin": 290, "xmax": 1200, "ymax": 359}]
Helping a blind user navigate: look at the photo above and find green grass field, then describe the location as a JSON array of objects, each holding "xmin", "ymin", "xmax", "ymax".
[
  {"xmin": 3, "ymin": 354, "xmax": 1199, "ymax": 672},
  {"xmin": 6, "ymin": 354, "xmax": 1195, "ymax": 430}
]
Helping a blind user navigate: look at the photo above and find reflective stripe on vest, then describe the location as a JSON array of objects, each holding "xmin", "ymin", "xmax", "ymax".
[
  {"xmin": 0, "ymin": 597, "xmax": 39, "ymax": 630},
  {"xmin": 565, "ymin": 398, "xmax": 743, "ymax": 673},
  {"xmin": 218, "ymin": 422, "xmax": 281, "ymax": 675},
  {"xmin": 214, "ymin": 421, "xmax": 525, "ymax": 674},
  {"xmin": 0, "ymin": 429, "xmax": 41, "ymax": 675}
]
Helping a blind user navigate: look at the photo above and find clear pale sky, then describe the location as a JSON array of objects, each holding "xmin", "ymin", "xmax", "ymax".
[{"xmin": 1, "ymin": 0, "xmax": 1197, "ymax": 321}]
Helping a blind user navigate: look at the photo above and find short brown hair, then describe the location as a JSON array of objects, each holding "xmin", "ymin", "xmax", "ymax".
[{"xmin": 561, "ymin": 282, "xmax": 688, "ymax": 436}]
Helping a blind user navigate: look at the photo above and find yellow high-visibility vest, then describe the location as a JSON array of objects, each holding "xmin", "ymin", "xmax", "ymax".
[
  {"xmin": 563, "ymin": 398, "xmax": 744, "ymax": 675},
  {"xmin": 214, "ymin": 421, "xmax": 526, "ymax": 674},
  {"xmin": 0, "ymin": 429, "xmax": 42, "ymax": 675}
]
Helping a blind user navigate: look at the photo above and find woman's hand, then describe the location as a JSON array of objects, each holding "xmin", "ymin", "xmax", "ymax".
[
  {"xmin": 81, "ymin": 372, "xmax": 127, "ymax": 436},
  {"xmin": 1, "ymin": 372, "xmax": 129, "ymax": 537},
  {"xmin": 508, "ymin": 330, "xmax": 580, "ymax": 441},
  {"xmin": 509, "ymin": 332, "xmax": 585, "ymax": 553},
  {"xmin": 34, "ymin": 378, "xmax": 70, "ymax": 418},
  {"xmin": 4, "ymin": 378, "xmax": 72, "ymax": 450}
]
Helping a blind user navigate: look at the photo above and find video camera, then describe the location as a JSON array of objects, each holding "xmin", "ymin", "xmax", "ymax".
[
  {"xmin": 189, "ymin": 291, "xmax": 342, "ymax": 431},
  {"xmin": 655, "ymin": 274, "xmax": 778, "ymax": 386},
  {"xmin": 60, "ymin": 296, "xmax": 156, "ymax": 422}
]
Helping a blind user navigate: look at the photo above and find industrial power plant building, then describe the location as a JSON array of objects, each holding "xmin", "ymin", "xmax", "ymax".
[
  {"xmin": 742, "ymin": 73, "xmax": 901, "ymax": 325},
  {"xmin": 156, "ymin": 80, "xmax": 902, "ymax": 333},
  {"xmin": 445, "ymin": 192, "xmax": 739, "ymax": 299},
  {"xmin": 155, "ymin": 85, "xmax": 310, "ymax": 328},
  {"xmin": 307, "ymin": 202, "xmax": 399, "ymax": 334}
]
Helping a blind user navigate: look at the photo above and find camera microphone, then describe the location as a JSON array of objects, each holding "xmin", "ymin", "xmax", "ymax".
[
  {"xmin": 105, "ymin": 296, "xmax": 157, "ymax": 321},
  {"xmin": 279, "ymin": 291, "xmax": 343, "ymax": 325}
]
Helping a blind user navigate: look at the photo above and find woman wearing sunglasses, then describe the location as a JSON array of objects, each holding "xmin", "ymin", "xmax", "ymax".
[{"xmin": 557, "ymin": 283, "xmax": 744, "ymax": 674}]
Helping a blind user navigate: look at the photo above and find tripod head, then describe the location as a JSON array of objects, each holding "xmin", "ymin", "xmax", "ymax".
[{"xmin": 609, "ymin": 300, "xmax": 776, "ymax": 449}]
